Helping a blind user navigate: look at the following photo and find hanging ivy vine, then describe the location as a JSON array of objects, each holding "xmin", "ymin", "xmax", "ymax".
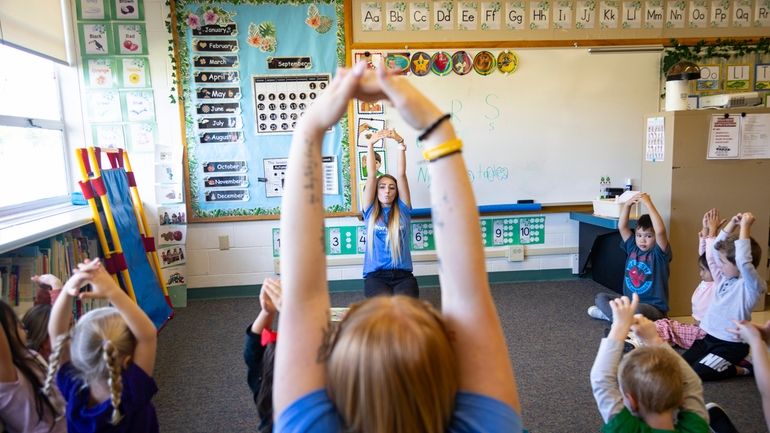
[{"xmin": 662, "ymin": 37, "xmax": 770, "ymax": 75}]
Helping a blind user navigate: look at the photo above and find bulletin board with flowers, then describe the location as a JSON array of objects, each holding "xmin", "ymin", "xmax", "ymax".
[{"xmin": 169, "ymin": 0, "xmax": 351, "ymax": 221}]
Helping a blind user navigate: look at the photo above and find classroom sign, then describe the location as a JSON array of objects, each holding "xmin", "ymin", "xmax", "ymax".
[{"xmin": 172, "ymin": 0, "xmax": 349, "ymax": 221}]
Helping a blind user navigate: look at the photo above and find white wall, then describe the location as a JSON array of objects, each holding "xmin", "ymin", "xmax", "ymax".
[
  {"xmin": 183, "ymin": 213, "xmax": 579, "ymax": 289},
  {"xmin": 135, "ymin": 0, "xmax": 579, "ymax": 291}
]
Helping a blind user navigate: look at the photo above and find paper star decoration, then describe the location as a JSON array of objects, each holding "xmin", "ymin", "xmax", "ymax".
[{"xmin": 413, "ymin": 55, "xmax": 429, "ymax": 73}]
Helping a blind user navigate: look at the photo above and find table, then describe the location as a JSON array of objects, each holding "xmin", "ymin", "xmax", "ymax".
[{"xmin": 570, "ymin": 212, "xmax": 636, "ymax": 294}]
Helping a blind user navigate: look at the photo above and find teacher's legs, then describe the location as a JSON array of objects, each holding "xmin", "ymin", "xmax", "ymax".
[{"xmin": 364, "ymin": 270, "xmax": 419, "ymax": 299}]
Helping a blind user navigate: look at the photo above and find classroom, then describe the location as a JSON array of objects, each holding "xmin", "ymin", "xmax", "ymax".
[{"xmin": 1, "ymin": 0, "xmax": 770, "ymax": 431}]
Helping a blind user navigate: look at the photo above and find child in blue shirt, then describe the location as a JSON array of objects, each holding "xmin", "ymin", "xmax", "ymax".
[
  {"xmin": 45, "ymin": 258, "xmax": 159, "ymax": 433},
  {"xmin": 589, "ymin": 192, "xmax": 672, "ymax": 322},
  {"xmin": 273, "ymin": 61, "xmax": 521, "ymax": 433}
]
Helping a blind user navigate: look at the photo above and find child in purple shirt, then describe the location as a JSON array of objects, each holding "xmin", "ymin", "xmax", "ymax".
[{"xmin": 44, "ymin": 258, "xmax": 159, "ymax": 432}]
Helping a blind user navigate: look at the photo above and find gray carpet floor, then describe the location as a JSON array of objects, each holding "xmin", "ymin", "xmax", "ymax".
[{"xmin": 154, "ymin": 279, "xmax": 767, "ymax": 433}]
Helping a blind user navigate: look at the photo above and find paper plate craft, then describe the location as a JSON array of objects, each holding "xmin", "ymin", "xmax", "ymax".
[
  {"xmin": 410, "ymin": 52, "xmax": 431, "ymax": 76},
  {"xmin": 385, "ymin": 52, "xmax": 410, "ymax": 74},
  {"xmin": 452, "ymin": 51, "xmax": 473, "ymax": 75},
  {"xmin": 473, "ymin": 51, "xmax": 496, "ymax": 76},
  {"xmin": 430, "ymin": 52, "xmax": 452, "ymax": 76},
  {"xmin": 497, "ymin": 50, "xmax": 519, "ymax": 74}
]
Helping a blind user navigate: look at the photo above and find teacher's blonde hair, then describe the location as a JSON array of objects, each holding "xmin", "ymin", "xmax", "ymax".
[{"xmin": 325, "ymin": 295, "xmax": 458, "ymax": 433}]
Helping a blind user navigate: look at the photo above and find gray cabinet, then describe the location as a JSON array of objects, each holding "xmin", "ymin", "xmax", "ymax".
[{"xmin": 642, "ymin": 109, "xmax": 770, "ymax": 317}]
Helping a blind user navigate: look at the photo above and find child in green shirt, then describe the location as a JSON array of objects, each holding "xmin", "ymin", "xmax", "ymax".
[{"xmin": 590, "ymin": 294, "xmax": 709, "ymax": 432}]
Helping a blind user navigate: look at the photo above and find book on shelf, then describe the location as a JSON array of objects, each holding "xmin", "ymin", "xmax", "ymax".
[{"xmin": 0, "ymin": 228, "xmax": 103, "ymax": 316}]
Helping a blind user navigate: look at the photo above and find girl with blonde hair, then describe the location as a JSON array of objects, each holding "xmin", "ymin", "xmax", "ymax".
[
  {"xmin": 45, "ymin": 258, "xmax": 159, "ymax": 432},
  {"xmin": 274, "ymin": 61, "xmax": 521, "ymax": 433},
  {"xmin": 361, "ymin": 126, "xmax": 418, "ymax": 298}
]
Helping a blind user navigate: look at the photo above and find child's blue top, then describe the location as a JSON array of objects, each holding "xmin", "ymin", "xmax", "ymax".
[
  {"xmin": 276, "ymin": 389, "xmax": 522, "ymax": 433},
  {"xmin": 57, "ymin": 362, "xmax": 159, "ymax": 433},
  {"xmin": 362, "ymin": 199, "xmax": 413, "ymax": 277},
  {"xmin": 620, "ymin": 236, "xmax": 672, "ymax": 313}
]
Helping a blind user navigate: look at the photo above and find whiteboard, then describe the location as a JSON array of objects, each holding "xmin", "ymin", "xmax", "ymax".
[{"xmin": 352, "ymin": 48, "xmax": 661, "ymax": 209}]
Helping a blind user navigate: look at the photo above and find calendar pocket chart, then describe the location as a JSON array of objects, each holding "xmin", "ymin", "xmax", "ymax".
[
  {"xmin": 173, "ymin": 0, "xmax": 350, "ymax": 220},
  {"xmin": 252, "ymin": 74, "xmax": 329, "ymax": 134}
]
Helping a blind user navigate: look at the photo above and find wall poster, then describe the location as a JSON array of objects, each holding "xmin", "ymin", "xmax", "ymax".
[{"xmin": 171, "ymin": 0, "xmax": 349, "ymax": 221}]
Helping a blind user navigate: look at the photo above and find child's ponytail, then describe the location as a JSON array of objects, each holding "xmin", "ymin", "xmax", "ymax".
[
  {"xmin": 43, "ymin": 332, "xmax": 69, "ymax": 413},
  {"xmin": 102, "ymin": 340, "xmax": 124, "ymax": 425}
]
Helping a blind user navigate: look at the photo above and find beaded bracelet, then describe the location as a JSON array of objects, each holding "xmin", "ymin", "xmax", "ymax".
[
  {"xmin": 417, "ymin": 113, "xmax": 452, "ymax": 142},
  {"xmin": 422, "ymin": 138, "xmax": 463, "ymax": 162}
]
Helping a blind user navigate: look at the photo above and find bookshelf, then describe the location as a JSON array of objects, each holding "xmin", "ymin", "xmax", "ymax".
[
  {"xmin": 0, "ymin": 206, "xmax": 93, "ymax": 255},
  {"xmin": 0, "ymin": 211, "xmax": 104, "ymax": 317}
]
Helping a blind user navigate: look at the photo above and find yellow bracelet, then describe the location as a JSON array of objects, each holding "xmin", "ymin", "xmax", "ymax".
[{"xmin": 422, "ymin": 138, "xmax": 463, "ymax": 161}]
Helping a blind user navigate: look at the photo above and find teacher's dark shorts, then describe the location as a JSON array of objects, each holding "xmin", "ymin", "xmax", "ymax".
[{"xmin": 364, "ymin": 269, "xmax": 419, "ymax": 299}]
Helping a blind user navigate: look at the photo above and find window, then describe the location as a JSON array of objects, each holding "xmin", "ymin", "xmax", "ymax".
[{"xmin": 0, "ymin": 44, "xmax": 71, "ymax": 215}]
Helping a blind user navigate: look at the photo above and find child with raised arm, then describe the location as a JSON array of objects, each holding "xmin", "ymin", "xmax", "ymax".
[
  {"xmin": 360, "ymin": 127, "xmax": 418, "ymax": 298},
  {"xmin": 31, "ymin": 274, "xmax": 64, "ymax": 306},
  {"xmin": 274, "ymin": 62, "xmax": 521, "ymax": 433},
  {"xmin": 590, "ymin": 293, "xmax": 709, "ymax": 432},
  {"xmin": 45, "ymin": 258, "xmax": 160, "ymax": 432},
  {"xmin": 728, "ymin": 320, "xmax": 770, "ymax": 431},
  {"xmin": 588, "ymin": 193, "xmax": 671, "ymax": 321},
  {"xmin": 0, "ymin": 300, "xmax": 65, "ymax": 433},
  {"xmin": 655, "ymin": 208, "xmax": 725, "ymax": 348},
  {"xmin": 683, "ymin": 212, "xmax": 765, "ymax": 381},
  {"xmin": 243, "ymin": 277, "xmax": 282, "ymax": 433}
]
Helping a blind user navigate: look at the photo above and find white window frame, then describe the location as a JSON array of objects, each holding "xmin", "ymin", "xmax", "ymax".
[{"xmin": 0, "ymin": 64, "xmax": 74, "ymax": 218}]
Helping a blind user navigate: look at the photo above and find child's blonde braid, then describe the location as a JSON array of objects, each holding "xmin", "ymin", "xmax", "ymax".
[
  {"xmin": 102, "ymin": 340, "xmax": 124, "ymax": 425},
  {"xmin": 43, "ymin": 333, "xmax": 70, "ymax": 411}
]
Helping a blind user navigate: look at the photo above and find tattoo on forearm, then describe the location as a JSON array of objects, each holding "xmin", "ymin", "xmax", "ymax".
[
  {"xmin": 431, "ymin": 205, "xmax": 444, "ymax": 229},
  {"xmin": 303, "ymin": 140, "xmax": 318, "ymax": 204}
]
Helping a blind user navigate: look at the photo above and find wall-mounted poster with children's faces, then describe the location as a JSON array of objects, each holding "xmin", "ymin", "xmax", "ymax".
[
  {"xmin": 158, "ymin": 204, "xmax": 187, "ymax": 225},
  {"xmin": 172, "ymin": 0, "xmax": 348, "ymax": 221},
  {"xmin": 358, "ymin": 150, "xmax": 386, "ymax": 180},
  {"xmin": 159, "ymin": 246, "xmax": 187, "ymax": 268}
]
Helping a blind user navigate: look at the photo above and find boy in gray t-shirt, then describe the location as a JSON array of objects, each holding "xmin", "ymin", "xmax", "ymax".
[
  {"xmin": 682, "ymin": 212, "xmax": 765, "ymax": 381},
  {"xmin": 588, "ymin": 193, "xmax": 671, "ymax": 322}
]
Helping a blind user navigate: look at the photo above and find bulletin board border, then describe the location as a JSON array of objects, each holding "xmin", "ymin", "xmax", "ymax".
[{"xmin": 170, "ymin": 0, "xmax": 354, "ymax": 222}]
